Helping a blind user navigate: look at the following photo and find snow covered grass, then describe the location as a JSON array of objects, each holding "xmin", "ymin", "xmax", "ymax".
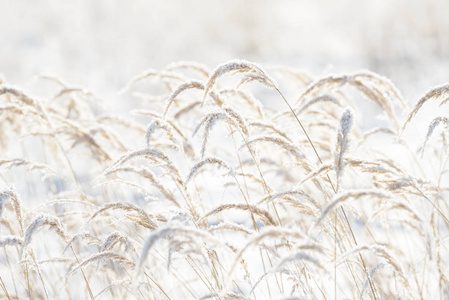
[{"xmin": 0, "ymin": 60, "xmax": 448, "ymax": 299}]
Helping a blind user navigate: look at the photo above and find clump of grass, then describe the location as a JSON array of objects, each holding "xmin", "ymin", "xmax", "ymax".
[{"xmin": 0, "ymin": 61, "xmax": 448, "ymax": 299}]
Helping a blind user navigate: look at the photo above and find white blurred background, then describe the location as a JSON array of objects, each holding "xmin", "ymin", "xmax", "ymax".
[{"xmin": 1, "ymin": 0, "xmax": 448, "ymax": 101}]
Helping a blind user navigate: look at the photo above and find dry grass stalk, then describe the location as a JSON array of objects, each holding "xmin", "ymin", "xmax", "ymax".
[
  {"xmin": 371, "ymin": 201, "xmax": 424, "ymax": 225},
  {"xmin": 236, "ymin": 72, "xmax": 278, "ymax": 90},
  {"xmin": 103, "ymin": 166, "xmax": 180, "ymax": 207},
  {"xmin": 266, "ymin": 65, "xmax": 313, "ymax": 86},
  {"xmin": 357, "ymin": 127, "xmax": 396, "ymax": 148},
  {"xmin": 100, "ymin": 231, "xmax": 135, "ymax": 253},
  {"xmin": 200, "ymin": 204, "xmax": 277, "ymax": 226},
  {"xmin": 184, "ymin": 157, "xmax": 232, "ymax": 186},
  {"xmin": 50, "ymin": 115, "xmax": 113, "ymax": 161},
  {"xmin": 0, "ymin": 102, "xmax": 38, "ymax": 114},
  {"xmin": 174, "ymin": 101, "xmax": 202, "ymax": 119},
  {"xmin": 0, "ymin": 188, "xmax": 24, "ymax": 235},
  {"xmin": 193, "ymin": 108, "xmax": 248, "ymax": 158},
  {"xmin": 421, "ymin": 117, "xmax": 449, "ymax": 155},
  {"xmin": 203, "ymin": 60, "xmax": 276, "ymax": 104},
  {"xmin": 222, "ymin": 107, "xmax": 249, "ymax": 136},
  {"xmin": 0, "ymin": 235, "xmax": 23, "ymax": 247},
  {"xmin": 64, "ymin": 232, "xmax": 101, "ymax": 253},
  {"xmin": 314, "ymin": 190, "xmax": 390, "ymax": 228},
  {"xmin": 258, "ymin": 190, "xmax": 320, "ymax": 212},
  {"xmin": 298, "ymin": 164, "xmax": 333, "ymax": 186},
  {"xmin": 334, "ymin": 108, "xmax": 354, "ymax": 191},
  {"xmin": 297, "ymin": 71, "xmax": 405, "ymax": 106},
  {"xmin": 85, "ymin": 202, "xmax": 161, "ymax": 230},
  {"xmin": 248, "ymin": 121, "xmax": 292, "ymax": 142},
  {"xmin": 52, "ymin": 87, "xmax": 97, "ymax": 101},
  {"xmin": 401, "ymin": 83, "xmax": 449, "ymax": 134},
  {"xmin": 0, "ymin": 85, "xmax": 44, "ymax": 112},
  {"xmin": 137, "ymin": 225, "xmax": 222, "ymax": 273},
  {"xmin": 244, "ymin": 136, "xmax": 305, "ymax": 160},
  {"xmin": 346, "ymin": 158, "xmax": 400, "ymax": 176},
  {"xmin": 207, "ymin": 222, "xmax": 254, "ymax": 235},
  {"xmin": 295, "ymin": 71, "xmax": 404, "ymax": 129},
  {"xmin": 66, "ymin": 251, "xmax": 135, "ymax": 280},
  {"xmin": 0, "ymin": 158, "xmax": 58, "ymax": 178},
  {"xmin": 229, "ymin": 227, "xmax": 307, "ymax": 277},
  {"xmin": 22, "ymin": 214, "xmax": 67, "ymax": 257},
  {"xmin": 145, "ymin": 118, "xmax": 182, "ymax": 151},
  {"xmin": 163, "ymin": 80, "xmax": 205, "ymax": 118},
  {"xmin": 339, "ymin": 244, "xmax": 408, "ymax": 288},
  {"xmin": 106, "ymin": 147, "xmax": 181, "ymax": 180},
  {"xmin": 360, "ymin": 263, "xmax": 385, "ymax": 300},
  {"xmin": 121, "ymin": 69, "xmax": 187, "ymax": 94},
  {"xmin": 295, "ymin": 94, "xmax": 342, "ymax": 115},
  {"xmin": 220, "ymin": 89, "xmax": 265, "ymax": 119},
  {"xmin": 275, "ymin": 250, "xmax": 324, "ymax": 272}
]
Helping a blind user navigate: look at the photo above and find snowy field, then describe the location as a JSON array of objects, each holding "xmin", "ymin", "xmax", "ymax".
[{"xmin": 1, "ymin": 1, "xmax": 449, "ymax": 299}]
